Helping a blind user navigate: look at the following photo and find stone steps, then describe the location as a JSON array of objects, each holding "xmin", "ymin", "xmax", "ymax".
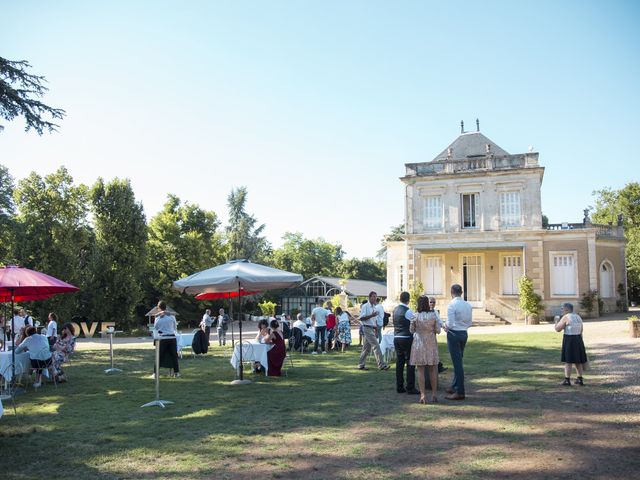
[{"xmin": 441, "ymin": 308, "xmax": 505, "ymax": 327}]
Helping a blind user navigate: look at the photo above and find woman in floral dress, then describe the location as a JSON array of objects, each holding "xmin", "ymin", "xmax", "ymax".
[
  {"xmin": 410, "ymin": 296, "xmax": 440, "ymax": 404},
  {"xmin": 52, "ymin": 323, "xmax": 76, "ymax": 382},
  {"xmin": 335, "ymin": 307, "xmax": 352, "ymax": 352}
]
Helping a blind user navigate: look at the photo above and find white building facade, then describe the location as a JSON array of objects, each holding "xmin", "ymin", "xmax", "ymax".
[{"xmin": 386, "ymin": 128, "xmax": 627, "ymax": 320}]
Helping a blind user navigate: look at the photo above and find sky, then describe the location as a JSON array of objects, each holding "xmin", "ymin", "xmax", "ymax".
[{"xmin": 1, "ymin": 0, "xmax": 639, "ymax": 259}]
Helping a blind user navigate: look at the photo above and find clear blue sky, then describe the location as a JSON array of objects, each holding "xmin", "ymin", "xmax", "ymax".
[{"xmin": 2, "ymin": 0, "xmax": 639, "ymax": 259}]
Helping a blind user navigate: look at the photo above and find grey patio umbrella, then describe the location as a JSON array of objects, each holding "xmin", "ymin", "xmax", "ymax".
[{"xmin": 173, "ymin": 259, "xmax": 303, "ymax": 384}]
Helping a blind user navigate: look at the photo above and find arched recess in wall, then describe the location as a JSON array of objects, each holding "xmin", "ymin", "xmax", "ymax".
[{"xmin": 599, "ymin": 260, "xmax": 615, "ymax": 298}]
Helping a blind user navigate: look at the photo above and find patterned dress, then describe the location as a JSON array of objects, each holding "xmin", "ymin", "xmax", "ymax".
[
  {"xmin": 52, "ymin": 335, "xmax": 76, "ymax": 374},
  {"xmin": 337, "ymin": 313, "xmax": 352, "ymax": 345},
  {"xmin": 409, "ymin": 312, "xmax": 439, "ymax": 366}
]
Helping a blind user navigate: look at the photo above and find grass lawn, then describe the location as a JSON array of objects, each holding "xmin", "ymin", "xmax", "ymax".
[{"xmin": 1, "ymin": 332, "xmax": 638, "ymax": 479}]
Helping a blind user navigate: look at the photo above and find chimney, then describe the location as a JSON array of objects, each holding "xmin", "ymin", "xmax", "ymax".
[
  {"xmin": 460, "ymin": 120, "xmax": 464, "ymax": 134},
  {"xmin": 476, "ymin": 118, "xmax": 480, "ymax": 132}
]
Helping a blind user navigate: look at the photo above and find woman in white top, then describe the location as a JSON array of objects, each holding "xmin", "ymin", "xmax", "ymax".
[
  {"xmin": 153, "ymin": 301, "xmax": 180, "ymax": 378},
  {"xmin": 554, "ymin": 302, "xmax": 588, "ymax": 386},
  {"xmin": 15, "ymin": 326, "xmax": 52, "ymax": 388}
]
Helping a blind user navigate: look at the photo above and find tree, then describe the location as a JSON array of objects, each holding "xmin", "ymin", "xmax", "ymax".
[
  {"xmin": 13, "ymin": 167, "xmax": 93, "ymax": 320},
  {"xmin": 272, "ymin": 232, "xmax": 344, "ymax": 280},
  {"xmin": 145, "ymin": 195, "xmax": 224, "ymax": 324},
  {"xmin": 86, "ymin": 178, "xmax": 148, "ymax": 329},
  {"xmin": 591, "ymin": 182, "xmax": 640, "ymax": 301},
  {"xmin": 377, "ymin": 223, "xmax": 405, "ymax": 259},
  {"xmin": 0, "ymin": 164, "xmax": 16, "ymax": 263},
  {"xmin": 338, "ymin": 258, "xmax": 386, "ymax": 282},
  {"xmin": 0, "ymin": 56, "xmax": 65, "ymax": 134},
  {"xmin": 518, "ymin": 275, "xmax": 543, "ymax": 322},
  {"xmin": 225, "ymin": 187, "xmax": 270, "ymax": 263}
]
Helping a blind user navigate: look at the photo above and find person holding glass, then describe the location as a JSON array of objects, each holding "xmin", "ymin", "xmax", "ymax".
[{"xmin": 555, "ymin": 302, "xmax": 588, "ymax": 386}]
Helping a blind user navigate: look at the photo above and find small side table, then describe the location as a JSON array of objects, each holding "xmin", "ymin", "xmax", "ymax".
[
  {"xmin": 141, "ymin": 334, "xmax": 175, "ymax": 408},
  {"xmin": 104, "ymin": 330, "xmax": 124, "ymax": 374}
]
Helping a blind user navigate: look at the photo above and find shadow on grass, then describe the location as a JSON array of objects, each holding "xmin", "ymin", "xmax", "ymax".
[{"xmin": 2, "ymin": 334, "xmax": 639, "ymax": 479}]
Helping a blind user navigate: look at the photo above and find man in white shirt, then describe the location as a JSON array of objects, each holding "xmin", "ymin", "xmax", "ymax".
[
  {"xmin": 46, "ymin": 312, "xmax": 58, "ymax": 346},
  {"xmin": 358, "ymin": 291, "xmax": 390, "ymax": 371},
  {"xmin": 311, "ymin": 301, "xmax": 329, "ymax": 354},
  {"xmin": 444, "ymin": 284, "xmax": 472, "ymax": 400}
]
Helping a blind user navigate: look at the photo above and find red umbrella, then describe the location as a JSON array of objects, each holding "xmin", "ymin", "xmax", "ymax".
[
  {"xmin": 195, "ymin": 290, "xmax": 259, "ymax": 300},
  {"xmin": 0, "ymin": 265, "xmax": 79, "ymax": 388}
]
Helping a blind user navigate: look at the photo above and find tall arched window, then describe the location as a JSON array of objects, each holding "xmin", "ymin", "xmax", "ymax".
[{"xmin": 599, "ymin": 261, "xmax": 615, "ymax": 298}]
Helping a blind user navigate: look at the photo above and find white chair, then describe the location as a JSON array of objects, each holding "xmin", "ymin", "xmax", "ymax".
[
  {"xmin": 0, "ymin": 364, "xmax": 18, "ymax": 417},
  {"xmin": 239, "ymin": 341, "xmax": 256, "ymax": 376}
]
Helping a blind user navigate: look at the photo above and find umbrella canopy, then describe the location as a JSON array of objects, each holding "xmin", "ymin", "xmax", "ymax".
[
  {"xmin": 0, "ymin": 265, "xmax": 79, "ymax": 299},
  {"xmin": 144, "ymin": 305, "xmax": 180, "ymax": 317},
  {"xmin": 173, "ymin": 259, "xmax": 303, "ymax": 295},
  {"xmin": 195, "ymin": 289, "xmax": 259, "ymax": 300}
]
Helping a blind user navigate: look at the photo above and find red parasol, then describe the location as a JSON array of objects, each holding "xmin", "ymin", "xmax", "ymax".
[
  {"xmin": 195, "ymin": 290, "xmax": 259, "ymax": 300},
  {"xmin": 0, "ymin": 265, "xmax": 79, "ymax": 388}
]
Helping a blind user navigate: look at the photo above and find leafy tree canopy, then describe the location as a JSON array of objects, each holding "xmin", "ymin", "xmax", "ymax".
[
  {"xmin": 0, "ymin": 56, "xmax": 65, "ymax": 134},
  {"xmin": 225, "ymin": 187, "xmax": 270, "ymax": 263},
  {"xmin": 272, "ymin": 232, "xmax": 344, "ymax": 280}
]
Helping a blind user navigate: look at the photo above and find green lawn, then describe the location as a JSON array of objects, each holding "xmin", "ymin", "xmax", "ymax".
[{"xmin": 1, "ymin": 332, "xmax": 637, "ymax": 479}]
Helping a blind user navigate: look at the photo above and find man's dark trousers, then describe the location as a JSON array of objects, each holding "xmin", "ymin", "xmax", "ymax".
[{"xmin": 394, "ymin": 336, "xmax": 415, "ymax": 391}]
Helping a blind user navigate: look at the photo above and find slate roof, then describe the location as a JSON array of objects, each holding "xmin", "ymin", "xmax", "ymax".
[{"xmin": 432, "ymin": 131, "xmax": 509, "ymax": 162}]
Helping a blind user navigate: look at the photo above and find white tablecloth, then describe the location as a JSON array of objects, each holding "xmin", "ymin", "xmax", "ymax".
[
  {"xmin": 230, "ymin": 341, "xmax": 273, "ymax": 375},
  {"xmin": 176, "ymin": 333, "xmax": 195, "ymax": 351},
  {"xmin": 0, "ymin": 351, "xmax": 31, "ymax": 381},
  {"xmin": 303, "ymin": 327, "xmax": 316, "ymax": 342},
  {"xmin": 380, "ymin": 331, "xmax": 396, "ymax": 354}
]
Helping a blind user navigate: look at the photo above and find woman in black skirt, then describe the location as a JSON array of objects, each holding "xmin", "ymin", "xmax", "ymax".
[
  {"xmin": 154, "ymin": 300, "xmax": 180, "ymax": 378},
  {"xmin": 554, "ymin": 302, "xmax": 588, "ymax": 386}
]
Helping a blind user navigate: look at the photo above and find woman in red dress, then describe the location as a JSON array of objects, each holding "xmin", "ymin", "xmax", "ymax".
[{"xmin": 266, "ymin": 319, "xmax": 286, "ymax": 376}]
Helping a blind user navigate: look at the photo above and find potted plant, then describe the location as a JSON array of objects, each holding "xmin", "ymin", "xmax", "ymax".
[
  {"xmin": 629, "ymin": 315, "xmax": 640, "ymax": 338},
  {"xmin": 518, "ymin": 275, "xmax": 543, "ymax": 324}
]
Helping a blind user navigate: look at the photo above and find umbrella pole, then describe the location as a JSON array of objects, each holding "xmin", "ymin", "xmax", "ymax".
[
  {"xmin": 229, "ymin": 293, "xmax": 235, "ymax": 349},
  {"xmin": 231, "ymin": 282, "xmax": 251, "ymax": 385},
  {"xmin": 10, "ymin": 290, "xmax": 15, "ymax": 392}
]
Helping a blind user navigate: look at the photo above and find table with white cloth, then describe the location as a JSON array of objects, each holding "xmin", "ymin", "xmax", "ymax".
[
  {"xmin": 230, "ymin": 341, "xmax": 273, "ymax": 376},
  {"xmin": 176, "ymin": 332, "xmax": 195, "ymax": 357},
  {"xmin": 303, "ymin": 326, "xmax": 316, "ymax": 342},
  {"xmin": 380, "ymin": 331, "xmax": 396, "ymax": 363},
  {"xmin": 0, "ymin": 350, "xmax": 31, "ymax": 382}
]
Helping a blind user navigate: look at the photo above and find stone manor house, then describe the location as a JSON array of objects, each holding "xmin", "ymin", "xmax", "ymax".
[{"xmin": 386, "ymin": 125, "xmax": 627, "ymax": 321}]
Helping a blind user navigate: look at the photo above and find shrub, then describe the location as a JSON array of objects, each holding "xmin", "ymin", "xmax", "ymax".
[
  {"xmin": 409, "ymin": 280, "xmax": 424, "ymax": 311},
  {"xmin": 258, "ymin": 300, "xmax": 276, "ymax": 317},
  {"xmin": 580, "ymin": 289, "xmax": 599, "ymax": 316},
  {"xmin": 518, "ymin": 275, "xmax": 543, "ymax": 317}
]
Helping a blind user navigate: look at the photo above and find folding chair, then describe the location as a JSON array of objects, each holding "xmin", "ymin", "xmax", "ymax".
[
  {"xmin": 0, "ymin": 364, "xmax": 18, "ymax": 417},
  {"xmin": 32, "ymin": 348, "xmax": 56, "ymax": 390}
]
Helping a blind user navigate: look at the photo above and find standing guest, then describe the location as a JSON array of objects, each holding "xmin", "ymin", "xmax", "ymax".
[
  {"xmin": 375, "ymin": 298, "xmax": 385, "ymax": 343},
  {"xmin": 410, "ymin": 296, "xmax": 441, "ymax": 404},
  {"xmin": 154, "ymin": 301, "xmax": 180, "ymax": 378},
  {"xmin": 444, "ymin": 284, "xmax": 472, "ymax": 400},
  {"xmin": 555, "ymin": 302, "xmax": 588, "ymax": 386},
  {"xmin": 393, "ymin": 291, "xmax": 419, "ymax": 395},
  {"xmin": 335, "ymin": 307, "xmax": 352, "ymax": 352},
  {"xmin": 217, "ymin": 308, "xmax": 230, "ymax": 346},
  {"xmin": 357, "ymin": 291, "xmax": 390, "ymax": 371},
  {"xmin": 12, "ymin": 308, "xmax": 24, "ymax": 335},
  {"xmin": 20, "ymin": 308, "xmax": 34, "ymax": 328},
  {"xmin": 265, "ymin": 319, "xmax": 286, "ymax": 376},
  {"xmin": 428, "ymin": 297, "xmax": 448, "ymax": 374},
  {"xmin": 325, "ymin": 305, "xmax": 337, "ymax": 351},
  {"xmin": 311, "ymin": 300, "xmax": 328, "ymax": 354},
  {"xmin": 46, "ymin": 312, "xmax": 58, "ymax": 347},
  {"xmin": 52, "ymin": 323, "xmax": 76, "ymax": 382},
  {"xmin": 200, "ymin": 309, "xmax": 213, "ymax": 346},
  {"xmin": 15, "ymin": 326, "xmax": 52, "ymax": 388}
]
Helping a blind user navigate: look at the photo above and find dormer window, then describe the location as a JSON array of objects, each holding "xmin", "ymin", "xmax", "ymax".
[{"xmin": 461, "ymin": 193, "xmax": 479, "ymax": 228}]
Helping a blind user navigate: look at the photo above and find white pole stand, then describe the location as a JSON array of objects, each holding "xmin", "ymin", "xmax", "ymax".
[
  {"xmin": 141, "ymin": 335, "xmax": 175, "ymax": 408},
  {"xmin": 105, "ymin": 330, "xmax": 124, "ymax": 374}
]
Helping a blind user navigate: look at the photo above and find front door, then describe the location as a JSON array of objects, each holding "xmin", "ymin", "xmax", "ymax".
[{"xmin": 462, "ymin": 255, "xmax": 483, "ymax": 307}]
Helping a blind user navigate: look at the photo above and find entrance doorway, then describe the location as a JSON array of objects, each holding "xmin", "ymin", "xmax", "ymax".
[{"xmin": 462, "ymin": 255, "xmax": 483, "ymax": 307}]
